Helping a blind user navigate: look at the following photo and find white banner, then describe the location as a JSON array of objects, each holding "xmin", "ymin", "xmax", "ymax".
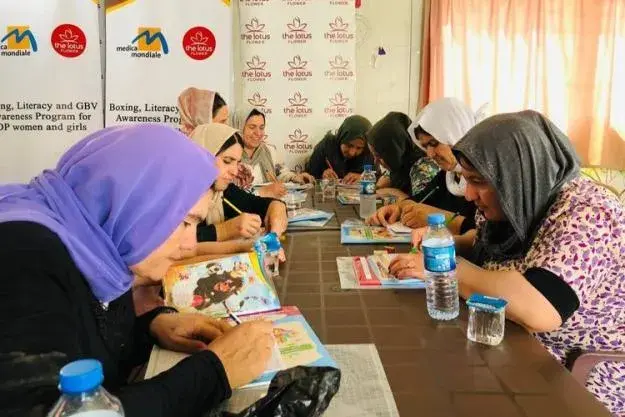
[
  {"xmin": 238, "ymin": 0, "xmax": 356, "ymax": 170},
  {"xmin": 105, "ymin": 0, "xmax": 233, "ymax": 128},
  {"xmin": 0, "ymin": 0, "xmax": 103, "ymax": 183}
]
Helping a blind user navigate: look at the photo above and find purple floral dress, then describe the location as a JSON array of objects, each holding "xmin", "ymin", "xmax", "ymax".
[{"xmin": 478, "ymin": 177, "xmax": 625, "ymax": 416}]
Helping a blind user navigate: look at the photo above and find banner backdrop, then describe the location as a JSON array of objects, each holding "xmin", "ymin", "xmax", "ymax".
[
  {"xmin": 105, "ymin": 0, "xmax": 233, "ymax": 128},
  {"xmin": 0, "ymin": 0, "xmax": 103, "ymax": 183},
  {"xmin": 238, "ymin": 0, "xmax": 356, "ymax": 170}
]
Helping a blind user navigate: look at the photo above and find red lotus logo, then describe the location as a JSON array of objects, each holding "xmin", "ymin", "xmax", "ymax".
[
  {"xmin": 287, "ymin": 55, "xmax": 307, "ymax": 70},
  {"xmin": 247, "ymin": 55, "xmax": 266, "ymax": 70},
  {"xmin": 51, "ymin": 24, "xmax": 86, "ymax": 58},
  {"xmin": 287, "ymin": 17, "xmax": 307, "ymax": 32},
  {"xmin": 182, "ymin": 27, "xmax": 216, "ymax": 60},
  {"xmin": 284, "ymin": 128, "xmax": 313, "ymax": 153},
  {"xmin": 325, "ymin": 55, "xmax": 354, "ymax": 80},
  {"xmin": 283, "ymin": 17, "xmax": 312, "ymax": 43},
  {"xmin": 325, "ymin": 92, "xmax": 353, "ymax": 118},
  {"xmin": 247, "ymin": 92, "xmax": 272, "ymax": 114},
  {"xmin": 246, "ymin": 18, "xmax": 265, "ymax": 33},
  {"xmin": 284, "ymin": 92, "xmax": 312, "ymax": 118},
  {"xmin": 329, "ymin": 55, "xmax": 349, "ymax": 69},
  {"xmin": 288, "ymin": 92, "xmax": 308, "ymax": 106},
  {"xmin": 283, "ymin": 55, "xmax": 312, "ymax": 80},
  {"xmin": 241, "ymin": 18, "xmax": 270, "ymax": 43},
  {"xmin": 325, "ymin": 17, "xmax": 354, "ymax": 43}
]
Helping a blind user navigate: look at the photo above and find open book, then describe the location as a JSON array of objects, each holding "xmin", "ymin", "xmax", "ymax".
[
  {"xmin": 288, "ymin": 208, "xmax": 334, "ymax": 223},
  {"xmin": 145, "ymin": 306, "xmax": 336, "ymax": 388},
  {"xmin": 163, "ymin": 253, "xmax": 281, "ymax": 318},
  {"xmin": 340, "ymin": 224, "xmax": 411, "ymax": 244},
  {"xmin": 353, "ymin": 251, "xmax": 424, "ymax": 288}
]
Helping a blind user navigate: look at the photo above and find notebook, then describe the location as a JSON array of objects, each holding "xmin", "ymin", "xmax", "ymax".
[
  {"xmin": 340, "ymin": 224, "xmax": 411, "ymax": 244},
  {"xmin": 352, "ymin": 251, "xmax": 424, "ymax": 288},
  {"xmin": 288, "ymin": 208, "xmax": 334, "ymax": 223}
]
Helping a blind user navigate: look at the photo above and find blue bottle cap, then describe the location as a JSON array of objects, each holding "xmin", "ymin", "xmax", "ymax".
[
  {"xmin": 427, "ymin": 213, "xmax": 445, "ymax": 226},
  {"xmin": 466, "ymin": 293, "xmax": 508, "ymax": 312},
  {"xmin": 363, "ymin": 164, "xmax": 373, "ymax": 172},
  {"xmin": 59, "ymin": 359, "xmax": 104, "ymax": 394},
  {"xmin": 264, "ymin": 232, "xmax": 282, "ymax": 252}
]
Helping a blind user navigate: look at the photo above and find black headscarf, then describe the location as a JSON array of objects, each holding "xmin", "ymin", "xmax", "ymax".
[
  {"xmin": 454, "ymin": 110, "xmax": 580, "ymax": 264},
  {"xmin": 367, "ymin": 112, "xmax": 427, "ymax": 193}
]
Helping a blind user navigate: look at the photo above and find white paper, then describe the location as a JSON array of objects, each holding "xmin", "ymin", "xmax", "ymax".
[{"xmin": 387, "ymin": 222, "xmax": 413, "ymax": 235}]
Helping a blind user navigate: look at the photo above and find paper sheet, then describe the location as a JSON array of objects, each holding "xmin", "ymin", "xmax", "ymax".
[
  {"xmin": 337, "ymin": 257, "xmax": 425, "ymax": 290},
  {"xmin": 386, "ymin": 222, "xmax": 413, "ymax": 235},
  {"xmin": 219, "ymin": 344, "xmax": 399, "ymax": 417}
]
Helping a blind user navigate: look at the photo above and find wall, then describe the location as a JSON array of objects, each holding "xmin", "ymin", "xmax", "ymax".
[{"xmin": 354, "ymin": 0, "xmax": 423, "ymax": 123}]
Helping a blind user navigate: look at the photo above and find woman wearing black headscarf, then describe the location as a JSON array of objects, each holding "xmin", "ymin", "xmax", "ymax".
[
  {"xmin": 307, "ymin": 115, "xmax": 373, "ymax": 184},
  {"xmin": 390, "ymin": 110, "xmax": 625, "ymax": 416},
  {"xmin": 366, "ymin": 112, "xmax": 439, "ymax": 198}
]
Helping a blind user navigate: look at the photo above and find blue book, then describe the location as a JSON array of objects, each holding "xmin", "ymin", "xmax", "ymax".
[
  {"xmin": 288, "ymin": 208, "xmax": 334, "ymax": 224},
  {"xmin": 340, "ymin": 224, "xmax": 411, "ymax": 244}
]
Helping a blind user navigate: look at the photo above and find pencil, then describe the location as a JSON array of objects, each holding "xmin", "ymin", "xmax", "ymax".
[
  {"xmin": 325, "ymin": 158, "xmax": 338, "ymax": 179},
  {"xmin": 265, "ymin": 169, "xmax": 279, "ymax": 183},
  {"xmin": 417, "ymin": 186, "xmax": 439, "ymax": 203},
  {"xmin": 445, "ymin": 212, "xmax": 460, "ymax": 227},
  {"xmin": 228, "ymin": 311, "xmax": 242, "ymax": 325},
  {"xmin": 223, "ymin": 198, "xmax": 243, "ymax": 215}
]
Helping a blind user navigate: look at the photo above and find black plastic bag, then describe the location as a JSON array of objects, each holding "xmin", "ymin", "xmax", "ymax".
[{"xmin": 225, "ymin": 366, "xmax": 341, "ymax": 417}]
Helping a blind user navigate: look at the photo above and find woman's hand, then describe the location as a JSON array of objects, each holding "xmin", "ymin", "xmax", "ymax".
[
  {"xmin": 342, "ymin": 172, "xmax": 361, "ymax": 185},
  {"xmin": 149, "ymin": 313, "xmax": 233, "ymax": 353},
  {"xmin": 399, "ymin": 201, "xmax": 433, "ymax": 228},
  {"xmin": 257, "ymin": 183, "xmax": 287, "ymax": 198},
  {"xmin": 293, "ymin": 173, "xmax": 315, "ymax": 184},
  {"xmin": 208, "ymin": 320, "xmax": 274, "ymax": 389},
  {"xmin": 366, "ymin": 204, "xmax": 400, "ymax": 226},
  {"xmin": 411, "ymin": 227, "xmax": 428, "ymax": 249},
  {"xmin": 389, "ymin": 253, "xmax": 425, "ymax": 279},
  {"xmin": 228, "ymin": 213, "xmax": 262, "ymax": 239},
  {"xmin": 266, "ymin": 201, "xmax": 287, "ymax": 237},
  {"xmin": 322, "ymin": 169, "xmax": 339, "ymax": 180}
]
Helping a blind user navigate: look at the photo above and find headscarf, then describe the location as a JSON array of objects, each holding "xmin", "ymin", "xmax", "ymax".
[
  {"xmin": 0, "ymin": 125, "xmax": 218, "ymax": 303},
  {"xmin": 190, "ymin": 123, "xmax": 239, "ymax": 225},
  {"xmin": 177, "ymin": 87, "xmax": 216, "ymax": 136},
  {"xmin": 233, "ymin": 106, "xmax": 275, "ymax": 183},
  {"xmin": 454, "ymin": 110, "xmax": 580, "ymax": 264},
  {"xmin": 335, "ymin": 115, "xmax": 372, "ymax": 146},
  {"xmin": 409, "ymin": 97, "xmax": 488, "ymax": 197},
  {"xmin": 367, "ymin": 112, "xmax": 426, "ymax": 192}
]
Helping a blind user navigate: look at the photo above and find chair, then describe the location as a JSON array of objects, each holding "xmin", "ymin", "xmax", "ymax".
[{"xmin": 565, "ymin": 348, "xmax": 625, "ymax": 385}]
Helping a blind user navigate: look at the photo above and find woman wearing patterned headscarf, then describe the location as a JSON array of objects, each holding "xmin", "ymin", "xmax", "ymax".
[
  {"xmin": 390, "ymin": 110, "xmax": 625, "ymax": 416},
  {"xmin": 306, "ymin": 115, "xmax": 373, "ymax": 184},
  {"xmin": 368, "ymin": 98, "xmax": 485, "ymax": 234},
  {"xmin": 0, "ymin": 125, "xmax": 273, "ymax": 416}
]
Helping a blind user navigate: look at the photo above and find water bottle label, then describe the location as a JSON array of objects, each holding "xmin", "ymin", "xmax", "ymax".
[
  {"xmin": 423, "ymin": 245, "xmax": 456, "ymax": 272},
  {"xmin": 360, "ymin": 180, "xmax": 375, "ymax": 195}
]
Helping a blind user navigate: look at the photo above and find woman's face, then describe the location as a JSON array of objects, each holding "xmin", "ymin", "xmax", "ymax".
[
  {"xmin": 417, "ymin": 133, "xmax": 457, "ymax": 171},
  {"xmin": 214, "ymin": 143, "xmax": 243, "ymax": 191},
  {"xmin": 368, "ymin": 143, "xmax": 389, "ymax": 170},
  {"xmin": 130, "ymin": 191, "xmax": 211, "ymax": 280},
  {"xmin": 340, "ymin": 137, "xmax": 366, "ymax": 160},
  {"xmin": 213, "ymin": 105, "xmax": 229, "ymax": 124},
  {"xmin": 242, "ymin": 115, "xmax": 265, "ymax": 150},
  {"xmin": 460, "ymin": 161, "xmax": 505, "ymax": 221}
]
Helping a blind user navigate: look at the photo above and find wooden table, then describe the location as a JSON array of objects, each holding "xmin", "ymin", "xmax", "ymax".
[{"xmin": 277, "ymin": 196, "xmax": 611, "ymax": 417}]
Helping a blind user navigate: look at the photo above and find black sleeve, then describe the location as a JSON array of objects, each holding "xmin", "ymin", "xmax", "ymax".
[
  {"xmin": 523, "ymin": 267, "xmax": 580, "ymax": 323},
  {"xmin": 307, "ymin": 139, "xmax": 327, "ymax": 178},
  {"xmin": 196, "ymin": 222, "xmax": 217, "ymax": 242},
  {"xmin": 223, "ymin": 184, "xmax": 274, "ymax": 219}
]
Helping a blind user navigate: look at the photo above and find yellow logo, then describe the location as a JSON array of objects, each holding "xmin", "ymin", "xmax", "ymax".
[
  {"xmin": 134, "ymin": 27, "xmax": 168, "ymax": 53},
  {"xmin": 3, "ymin": 26, "xmax": 36, "ymax": 50}
]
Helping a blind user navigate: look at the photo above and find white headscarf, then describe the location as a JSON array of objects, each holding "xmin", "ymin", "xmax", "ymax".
[{"xmin": 409, "ymin": 97, "xmax": 488, "ymax": 196}]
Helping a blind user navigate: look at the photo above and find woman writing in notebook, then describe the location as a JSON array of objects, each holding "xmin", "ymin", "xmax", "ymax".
[
  {"xmin": 0, "ymin": 125, "xmax": 273, "ymax": 417},
  {"xmin": 390, "ymin": 111, "xmax": 625, "ymax": 416},
  {"xmin": 189, "ymin": 123, "xmax": 288, "ymax": 254},
  {"xmin": 232, "ymin": 107, "xmax": 315, "ymax": 199},
  {"xmin": 306, "ymin": 115, "xmax": 373, "ymax": 183},
  {"xmin": 365, "ymin": 112, "xmax": 440, "ymax": 200},
  {"xmin": 367, "ymin": 98, "xmax": 484, "ymax": 235}
]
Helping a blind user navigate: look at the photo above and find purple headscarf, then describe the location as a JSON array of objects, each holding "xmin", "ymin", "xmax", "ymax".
[{"xmin": 0, "ymin": 124, "xmax": 218, "ymax": 303}]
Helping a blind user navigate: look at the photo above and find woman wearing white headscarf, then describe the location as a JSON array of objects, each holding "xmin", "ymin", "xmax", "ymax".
[
  {"xmin": 368, "ymin": 98, "xmax": 486, "ymax": 234},
  {"xmin": 232, "ymin": 107, "xmax": 315, "ymax": 199}
]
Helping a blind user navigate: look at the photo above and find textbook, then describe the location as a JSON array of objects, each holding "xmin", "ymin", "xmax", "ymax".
[
  {"xmin": 340, "ymin": 224, "xmax": 412, "ymax": 244},
  {"xmin": 163, "ymin": 253, "xmax": 281, "ymax": 318},
  {"xmin": 352, "ymin": 251, "xmax": 424, "ymax": 288},
  {"xmin": 288, "ymin": 208, "xmax": 334, "ymax": 223},
  {"xmin": 145, "ymin": 306, "xmax": 336, "ymax": 388}
]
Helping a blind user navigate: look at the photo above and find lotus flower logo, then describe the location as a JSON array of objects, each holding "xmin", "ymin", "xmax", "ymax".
[
  {"xmin": 287, "ymin": 55, "xmax": 307, "ymax": 70},
  {"xmin": 288, "ymin": 92, "xmax": 308, "ymax": 107},
  {"xmin": 288, "ymin": 129, "xmax": 309, "ymax": 143},
  {"xmin": 247, "ymin": 92, "xmax": 268, "ymax": 107},
  {"xmin": 329, "ymin": 17, "xmax": 349, "ymax": 32},
  {"xmin": 329, "ymin": 55, "xmax": 349, "ymax": 69},
  {"xmin": 329, "ymin": 93, "xmax": 349, "ymax": 107},
  {"xmin": 287, "ymin": 17, "xmax": 308, "ymax": 32},
  {"xmin": 58, "ymin": 29, "xmax": 79, "ymax": 43},
  {"xmin": 245, "ymin": 18, "xmax": 265, "ymax": 33},
  {"xmin": 189, "ymin": 30, "xmax": 209, "ymax": 45},
  {"xmin": 246, "ymin": 55, "xmax": 267, "ymax": 70}
]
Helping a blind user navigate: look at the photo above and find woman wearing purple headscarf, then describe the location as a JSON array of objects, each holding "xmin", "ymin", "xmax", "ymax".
[{"xmin": 0, "ymin": 125, "xmax": 273, "ymax": 417}]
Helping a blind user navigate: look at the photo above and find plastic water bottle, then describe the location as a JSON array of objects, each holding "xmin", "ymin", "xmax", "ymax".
[
  {"xmin": 359, "ymin": 164, "xmax": 376, "ymax": 219},
  {"xmin": 47, "ymin": 359, "xmax": 124, "ymax": 417},
  {"xmin": 422, "ymin": 213, "xmax": 459, "ymax": 320}
]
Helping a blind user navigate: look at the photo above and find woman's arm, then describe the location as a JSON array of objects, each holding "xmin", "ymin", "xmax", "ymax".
[
  {"xmin": 376, "ymin": 175, "xmax": 391, "ymax": 189},
  {"xmin": 306, "ymin": 141, "xmax": 327, "ymax": 178}
]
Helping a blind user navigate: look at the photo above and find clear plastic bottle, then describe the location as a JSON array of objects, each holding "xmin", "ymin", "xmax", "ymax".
[
  {"xmin": 422, "ymin": 213, "xmax": 459, "ymax": 320},
  {"xmin": 47, "ymin": 359, "xmax": 124, "ymax": 417},
  {"xmin": 359, "ymin": 164, "xmax": 377, "ymax": 219}
]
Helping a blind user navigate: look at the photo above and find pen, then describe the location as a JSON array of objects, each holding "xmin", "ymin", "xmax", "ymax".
[
  {"xmin": 445, "ymin": 212, "xmax": 459, "ymax": 227},
  {"xmin": 417, "ymin": 186, "xmax": 439, "ymax": 204},
  {"xmin": 228, "ymin": 311, "xmax": 242, "ymax": 325}
]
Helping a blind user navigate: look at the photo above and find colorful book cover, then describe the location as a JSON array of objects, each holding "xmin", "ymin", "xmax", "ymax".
[
  {"xmin": 353, "ymin": 253, "xmax": 424, "ymax": 288},
  {"xmin": 288, "ymin": 208, "xmax": 334, "ymax": 223},
  {"xmin": 340, "ymin": 224, "xmax": 412, "ymax": 244},
  {"xmin": 163, "ymin": 253, "xmax": 280, "ymax": 318}
]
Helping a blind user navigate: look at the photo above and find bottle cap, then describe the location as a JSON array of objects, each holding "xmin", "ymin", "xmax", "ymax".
[
  {"xmin": 363, "ymin": 164, "xmax": 373, "ymax": 171},
  {"xmin": 59, "ymin": 359, "xmax": 104, "ymax": 394},
  {"xmin": 427, "ymin": 213, "xmax": 445, "ymax": 226}
]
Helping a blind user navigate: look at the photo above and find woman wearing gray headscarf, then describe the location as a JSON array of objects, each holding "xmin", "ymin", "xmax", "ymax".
[{"xmin": 390, "ymin": 110, "xmax": 625, "ymax": 416}]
